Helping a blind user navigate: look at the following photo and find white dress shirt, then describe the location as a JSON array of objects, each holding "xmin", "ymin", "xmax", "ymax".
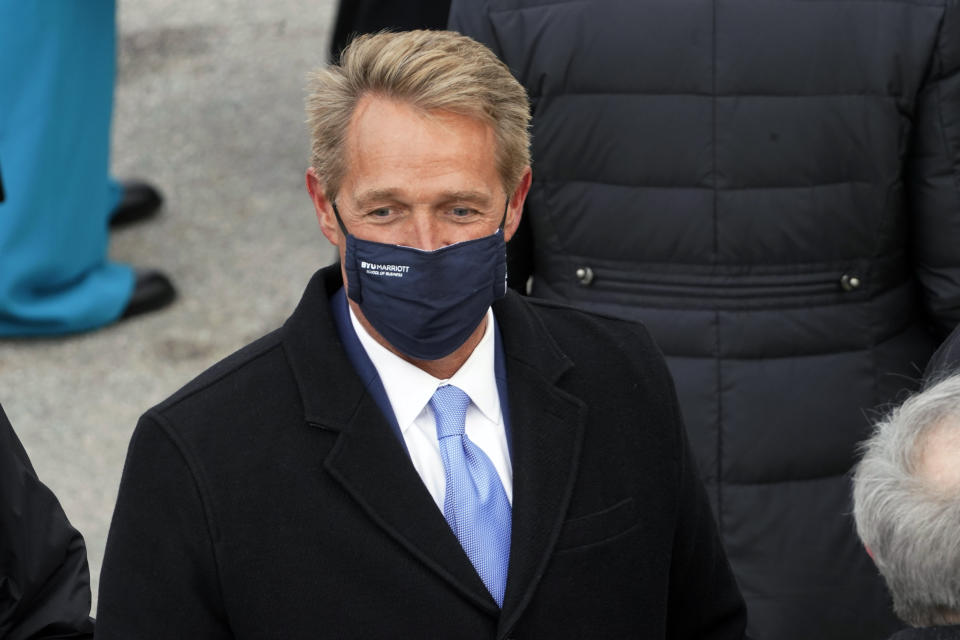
[{"xmin": 349, "ymin": 307, "xmax": 513, "ymax": 511}]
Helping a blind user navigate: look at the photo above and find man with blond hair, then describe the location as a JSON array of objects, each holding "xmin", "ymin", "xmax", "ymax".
[{"xmin": 95, "ymin": 30, "xmax": 746, "ymax": 638}]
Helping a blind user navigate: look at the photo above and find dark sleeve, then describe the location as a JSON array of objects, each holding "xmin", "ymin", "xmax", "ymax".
[
  {"xmin": 0, "ymin": 405, "xmax": 94, "ymax": 640},
  {"xmin": 909, "ymin": 0, "xmax": 960, "ymax": 337},
  {"xmin": 95, "ymin": 414, "xmax": 232, "ymax": 639}
]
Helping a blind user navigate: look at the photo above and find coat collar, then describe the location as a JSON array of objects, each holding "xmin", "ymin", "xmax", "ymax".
[
  {"xmin": 281, "ymin": 266, "xmax": 368, "ymax": 431},
  {"xmin": 281, "ymin": 266, "xmax": 587, "ymax": 631}
]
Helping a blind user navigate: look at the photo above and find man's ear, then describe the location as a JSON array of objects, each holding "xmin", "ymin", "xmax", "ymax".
[
  {"xmin": 306, "ymin": 167, "xmax": 341, "ymax": 246},
  {"xmin": 504, "ymin": 167, "xmax": 532, "ymax": 243}
]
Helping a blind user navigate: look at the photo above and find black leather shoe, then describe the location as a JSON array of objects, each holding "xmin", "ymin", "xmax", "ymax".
[
  {"xmin": 120, "ymin": 269, "xmax": 176, "ymax": 320},
  {"xmin": 110, "ymin": 180, "xmax": 164, "ymax": 228}
]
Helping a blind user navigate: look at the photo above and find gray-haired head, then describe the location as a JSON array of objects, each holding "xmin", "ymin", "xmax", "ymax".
[{"xmin": 853, "ymin": 373, "xmax": 960, "ymax": 627}]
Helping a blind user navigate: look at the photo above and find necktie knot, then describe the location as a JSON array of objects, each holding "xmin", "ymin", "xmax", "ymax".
[{"xmin": 430, "ymin": 384, "xmax": 471, "ymax": 439}]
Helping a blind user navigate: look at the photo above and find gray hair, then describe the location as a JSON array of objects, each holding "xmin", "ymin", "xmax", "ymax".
[{"xmin": 853, "ymin": 373, "xmax": 960, "ymax": 627}]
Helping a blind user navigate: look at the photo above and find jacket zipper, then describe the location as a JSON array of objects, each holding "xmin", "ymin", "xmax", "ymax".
[{"xmin": 580, "ymin": 266, "xmax": 853, "ymax": 300}]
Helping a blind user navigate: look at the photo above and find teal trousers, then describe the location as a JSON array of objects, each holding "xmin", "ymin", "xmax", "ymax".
[{"xmin": 0, "ymin": 0, "xmax": 134, "ymax": 336}]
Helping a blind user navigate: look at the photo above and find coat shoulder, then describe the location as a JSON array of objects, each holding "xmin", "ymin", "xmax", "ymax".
[
  {"xmin": 501, "ymin": 292, "xmax": 679, "ymax": 428},
  {"xmin": 155, "ymin": 329, "xmax": 284, "ymax": 408},
  {"xmin": 146, "ymin": 328, "xmax": 293, "ymax": 436},
  {"xmin": 515, "ymin": 293, "xmax": 666, "ymax": 364}
]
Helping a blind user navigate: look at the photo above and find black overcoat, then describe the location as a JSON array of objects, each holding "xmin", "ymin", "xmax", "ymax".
[{"xmin": 95, "ymin": 266, "xmax": 746, "ymax": 639}]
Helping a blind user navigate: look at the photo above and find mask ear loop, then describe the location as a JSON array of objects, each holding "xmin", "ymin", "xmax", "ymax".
[
  {"xmin": 331, "ymin": 201, "xmax": 350, "ymax": 236},
  {"xmin": 495, "ymin": 199, "xmax": 510, "ymax": 296},
  {"xmin": 332, "ymin": 201, "xmax": 362, "ymax": 301}
]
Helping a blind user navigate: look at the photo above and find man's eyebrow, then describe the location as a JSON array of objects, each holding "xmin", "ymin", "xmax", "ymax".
[
  {"xmin": 354, "ymin": 189, "xmax": 403, "ymax": 208},
  {"xmin": 353, "ymin": 189, "xmax": 495, "ymax": 208},
  {"xmin": 440, "ymin": 191, "xmax": 494, "ymax": 206}
]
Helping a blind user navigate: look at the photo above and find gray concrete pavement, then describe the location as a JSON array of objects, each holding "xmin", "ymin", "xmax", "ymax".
[{"xmin": 0, "ymin": 0, "xmax": 338, "ymax": 608}]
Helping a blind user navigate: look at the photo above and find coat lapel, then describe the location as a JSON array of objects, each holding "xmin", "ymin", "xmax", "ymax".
[
  {"xmin": 283, "ymin": 269, "xmax": 587, "ymax": 625},
  {"xmin": 282, "ymin": 267, "xmax": 498, "ymax": 614},
  {"xmin": 324, "ymin": 396, "xmax": 498, "ymax": 613},
  {"xmin": 493, "ymin": 294, "xmax": 588, "ymax": 636}
]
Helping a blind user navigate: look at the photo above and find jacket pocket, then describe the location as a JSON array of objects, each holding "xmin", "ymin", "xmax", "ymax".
[
  {"xmin": 555, "ymin": 497, "xmax": 639, "ymax": 552},
  {"xmin": 550, "ymin": 262, "xmax": 875, "ymax": 312},
  {"xmin": 587, "ymin": 266, "xmax": 849, "ymax": 300}
]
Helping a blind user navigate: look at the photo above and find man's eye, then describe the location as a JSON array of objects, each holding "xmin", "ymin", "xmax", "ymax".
[
  {"xmin": 451, "ymin": 207, "xmax": 475, "ymax": 218},
  {"xmin": 368, "ymin": 208, "xmax": 394, "ymax": 218}
]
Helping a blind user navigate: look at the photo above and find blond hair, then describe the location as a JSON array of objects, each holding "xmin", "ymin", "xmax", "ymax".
[{"xmin": 306, "ymin": 30, "xmax": 531, "ymax": 199}]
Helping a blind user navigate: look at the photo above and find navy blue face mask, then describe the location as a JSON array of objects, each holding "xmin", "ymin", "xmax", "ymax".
[{"xmin": 333, "ymin": 202, "xmax": 508, "ymax": 361}]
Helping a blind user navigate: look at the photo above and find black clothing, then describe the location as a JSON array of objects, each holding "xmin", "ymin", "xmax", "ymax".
[
  {"xmin": 450, "ymin": 1, "xmax": 960, "ymax": 638},
  {"xmin": 96, "ymin": 265, "xmax": 746, "ymax": 639},
  {"xmin": 889, "ymin": 626, "xmax": 960, "ymax": 639},
  {"xmin": 329, "ymin": 0, "xmax": 451, "ymax": 61},
  {"xmin": 0, "ymin": 404, "xmax": 94, "ymax": 639}
]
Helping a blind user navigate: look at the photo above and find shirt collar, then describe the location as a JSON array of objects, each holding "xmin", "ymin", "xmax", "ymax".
[{"xmin": 348, "ymin": 307, "xmax": 500, "ymax": 431}]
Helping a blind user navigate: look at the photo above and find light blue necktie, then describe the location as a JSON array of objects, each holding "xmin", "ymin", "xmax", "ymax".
[{"xmin": 430, "ymin": 384, "xmax": 512, "ymax": 607}]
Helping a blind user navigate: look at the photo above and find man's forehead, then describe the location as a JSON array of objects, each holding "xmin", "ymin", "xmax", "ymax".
[
  {"xmin": 338, "ymin": 94, "xmax": 502, "ymax": 203},
  {"xmin": 344, "ymin": 94, "xmax": 494, "ymax": 155}
]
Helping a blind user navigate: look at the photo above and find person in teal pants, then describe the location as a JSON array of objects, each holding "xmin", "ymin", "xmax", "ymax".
[{"xmin": 0, "ymin": 0, "xmax": 174, "ymax": 337}]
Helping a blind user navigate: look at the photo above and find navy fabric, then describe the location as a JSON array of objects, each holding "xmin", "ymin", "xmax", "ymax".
[
  {"xmin": 450, "ymin": 1, "xmax": 960, "ymax": 637},
  {"xmin": 342, "ymin": 224, "xmax": 507, "ymax": 361},
  {"xmin": 491, "ymin": 319, "xmax": 512, "ymax": 456},
  {"xmin": 331, "ymin": 286, "xmax": 405, "ymax": 447}
]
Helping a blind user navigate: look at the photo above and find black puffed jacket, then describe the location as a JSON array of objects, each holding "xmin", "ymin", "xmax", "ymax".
[{"xmin": 450, "ymin": 1, "xmax": 960, "ymax": 639}]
